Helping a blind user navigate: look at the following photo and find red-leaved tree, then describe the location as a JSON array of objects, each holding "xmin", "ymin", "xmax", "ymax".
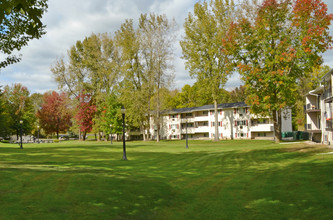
[
  {"xmin": 37, "ymin": 91, "xmax": 72, "ymax": 138},
  {"xmin": 75, "ymin": 93, "xmax": 96, "ymax": 141}
]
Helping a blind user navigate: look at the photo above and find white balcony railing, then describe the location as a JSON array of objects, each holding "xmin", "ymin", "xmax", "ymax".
[
  {"xmin": 181, "ymin": 128, "xmax": 195, "ymax": 134},
  {"xmin": 194, "ymin": 126, "xmax": 209, "ymax": 133},
  {"xmin": 180, "ymin": 118, "xmax": 195, "ymax": 123},
  {"xmin": 194, "ymin": 116, "xmax": 209, "ymax": 122},
  {"xmin": 250, "ymin": 124, "xmax": 274, "ymax": 132}
]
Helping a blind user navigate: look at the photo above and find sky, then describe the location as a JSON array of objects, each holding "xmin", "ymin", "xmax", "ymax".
[{"xmin": 1, "ymin": 0, "xmax": 333, "ymax": 94}]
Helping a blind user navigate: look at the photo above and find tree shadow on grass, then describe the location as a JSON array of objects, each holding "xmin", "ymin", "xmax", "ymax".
[{"xmin": 0, "ymin": 143, "xmax": 332, "ymax": 219}]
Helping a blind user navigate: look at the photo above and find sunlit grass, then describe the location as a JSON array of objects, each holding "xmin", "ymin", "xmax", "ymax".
[{"xmin": 0, "ymin": 140, "xmax": 332, "ymax": 219}]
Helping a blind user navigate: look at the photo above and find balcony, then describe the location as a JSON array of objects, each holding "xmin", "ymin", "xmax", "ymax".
[
  {"xmin": 181, "ymin": 127, "xmax": 195, "ymax": 134},
  {"xmin": 180, "ymin": 117, "xmax": 195, "ymax": 123},
  {"xmin": 306, "ymin": 124, "xmax": 321, "ymax": 133},
  {"xmin": 305, "ymin": 103, "xmax": 320, "ymax": 113},
  {"xmin": 250, "ymin": 124, "xmax": 274, "ymax": 132},
  {"xmin": 194, "ymin": 116, "xmax": 209, "ymax": 122},
  {"xmin": 195, "ymin": 126, "xmax": 209, "ymax": 133}
]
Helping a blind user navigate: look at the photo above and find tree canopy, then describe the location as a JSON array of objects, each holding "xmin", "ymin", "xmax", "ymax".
[
  {"xmin": 0, "ymin": 0, "xmax": 48, "ymax": 68},
  {"xmin": 223, "ymin": 0, "xmax": 333, "ymax": 142}
]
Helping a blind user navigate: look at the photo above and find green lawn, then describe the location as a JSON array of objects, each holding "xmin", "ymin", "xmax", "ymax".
[{"xmin": 0, "ymin": 140, "xmax": 332, "ymax": 219}]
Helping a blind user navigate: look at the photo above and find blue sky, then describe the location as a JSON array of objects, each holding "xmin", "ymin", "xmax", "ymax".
[{"xmin": 1, "ymin": 0, "xmax": 333, "ymax": 94}]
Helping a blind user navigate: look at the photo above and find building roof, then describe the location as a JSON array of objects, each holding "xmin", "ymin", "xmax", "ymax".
[
  {"xmin": 165, "ymin": 102, "xmax": 248, "ymax": 114},
  {"xmin": 307, "ymin": 86, "xmax": 324, "ymax": 96},
  {"xmin": 321, "ymin": 68, "xmax": 333, "ymax": 82}
]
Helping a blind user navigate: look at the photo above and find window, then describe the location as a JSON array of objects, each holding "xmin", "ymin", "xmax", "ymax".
[
  {"xmin": 236, "ymin": 120, "xmax": 248, "ymax": 126},
  {"xmin": 212, "ymin": 122, "xmax": 222, "ymax": 126},
  {"xmin": 202, "ymin": 111, "xmax": 208, "ymax": 116}
]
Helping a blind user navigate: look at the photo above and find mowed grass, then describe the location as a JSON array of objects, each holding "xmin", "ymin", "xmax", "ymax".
[{"xmin": 0, "ymin": 140, "xmax": 332, "ymax": 220}]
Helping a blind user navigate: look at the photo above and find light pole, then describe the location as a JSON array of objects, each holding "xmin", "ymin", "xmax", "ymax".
[
  {"xmin": 20, "ymin": 120, "xmax": 23, "ymax": 149},
  {"xmin": 37, "ymin": 125, "xmax": 40, "ymax": 144},
  {"xmin": 121, "ymin": 106, "xmax": 127, "ymax": 160},
  {"xmin": 110, "ymin": 124, "xmax": 113, "ymax": 144}
]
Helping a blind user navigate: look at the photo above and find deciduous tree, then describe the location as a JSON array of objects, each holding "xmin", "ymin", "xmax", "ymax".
[
  {"xmin": 223, "ymin": 0, "xmax": 333, "ymax": 142},
  {"xmin": 0, "ymin": 0, "xmax": 48, "ymax": 68},
  {"xmin": 3, "ymin": 84, "xmax": 35, "ymax": 139},
  {"xmin": 37, "ymin": 91, "xmax": 72, "ymax": 138},
  {"xmin": 181, "ymin": 0, "xmax": 236, "ymax": 141},
  {"xmin": 75, "ymin": 93, "xmax": 96, "ymax": 141}
]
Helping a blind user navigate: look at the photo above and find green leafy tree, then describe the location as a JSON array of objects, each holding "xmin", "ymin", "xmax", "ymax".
[
  {"xmin": 180, "ymin": 0, "xmax": 236, "ymax": 141},
  {"xmin": 0, "ymin": 0, "xmax": 48, "ymax": 68},
  {"xmin": 115, "ymin": 19, "xmax": 149, "ymax": 140},
  {"xmin": 52, "ymin": 33, "xmax": 120, "ymax": 139},
  {"xmin": 98, "ymin": 93, "xmax": 123, "ymax": 140},
  {"xmin": 0, "ymin": 87, "xmax": 11, "ymax": 138},
  {"xmin": 116, "ymin": 15, "xmax": 175, "ymax": 141},
  {"xmin": 3, "ymin": 84, "xmax": 35, "ymax": 139},
  {"xmin": 223, "ymin": 0, "xmax": 333, "ymax": 142}
]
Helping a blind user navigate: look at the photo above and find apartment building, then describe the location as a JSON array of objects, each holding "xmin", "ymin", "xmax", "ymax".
[
  {"xmin": 150, "ymin": 102, "xmax": 292, "ymax": 140},
  {"xmin": 305, "ymin": 68, "xmax": 333, "ymax": 144}
]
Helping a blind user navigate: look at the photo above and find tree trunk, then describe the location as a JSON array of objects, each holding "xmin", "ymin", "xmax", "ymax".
[
  {"xmin": 214, "ymin": 99, "xmax": 219, "ymax": 142},
  {"xmin": 273, "ymin": 109, "xmax": 282, "ymax": 143}
]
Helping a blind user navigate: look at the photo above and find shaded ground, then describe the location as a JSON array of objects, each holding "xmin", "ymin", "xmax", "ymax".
[{"xmin": 0, "ymin": 140, "xmax": 332, "ymax": 219}]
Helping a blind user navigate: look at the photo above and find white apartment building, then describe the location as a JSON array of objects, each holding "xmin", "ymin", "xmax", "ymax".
[
  {"xmin": 150, "ymin": 102, "xmax": 292, "ymax": 140},
  {"xmin": 306, "ymin": 69, "xmax": 333, "ymax": 144}
]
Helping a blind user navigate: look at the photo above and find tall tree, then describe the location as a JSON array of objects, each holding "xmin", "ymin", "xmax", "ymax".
[
  {"xmin": 52, "ymin": 33, "xmax": 119, "ymax": 139},
  {"xmin": 115, "ymin": 19, "xmax": 149, "ymax": 140},
  {"xmin": 0, "ymin": 0, "xmax": 48, "ymax": 68},
  {"xmin": 116, "ymin": 15, "xmax": 175, "ymax": 142},
  {"xmin": 37, "ymin": 91, "xmax": 72, "ymax": 138},
  {"xmin": 139, "ymin": 13, "xmax": 176, "ymax": 142},
  {"xmin": 180, "ymin": 0, "xmax": 236, "ymax": 141},
  {"xmin": 223, "ymin": 0, "xmax": 333, "ymax": 142}
]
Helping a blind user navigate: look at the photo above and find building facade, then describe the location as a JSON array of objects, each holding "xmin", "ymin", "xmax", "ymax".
[
  {"xmin": 305, "ymin": 69, "xmax": 333, "ymax": 144},
  {"xmin": 150, "ymin": 102, "xmax": 292, "ymax": 140}
]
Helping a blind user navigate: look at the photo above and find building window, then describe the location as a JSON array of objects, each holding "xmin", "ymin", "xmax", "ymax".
[{"xmin": 236, "ymin": 120, "xmax": 248, "ymax": 126}]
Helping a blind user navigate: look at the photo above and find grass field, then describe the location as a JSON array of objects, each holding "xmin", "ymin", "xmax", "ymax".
[{"xmin": 0, "ymin": 140, "xmax": 332, "ymax": 219}]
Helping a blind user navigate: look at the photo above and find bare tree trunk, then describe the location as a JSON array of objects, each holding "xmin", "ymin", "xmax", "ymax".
[
  {"xmin": 273, "ymin": 109, "xmax": 282, "ymax": 143},
  {"xmin": 82, "ymin": 131, "xmax": 86, "ymax": 141},
  {"xmin": 214, "ymin": 99, "xmax": 219, "ymax": 142},
  {"xmin": 156, "ymin": 89, "xmax": 160, "ymax": 142}
]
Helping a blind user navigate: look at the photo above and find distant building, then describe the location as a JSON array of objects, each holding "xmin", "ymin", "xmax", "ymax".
[
  {"xmin": 305, "ymin": 68, "xmax": 333, "ymax": 144},
  {"xmin": 149, "ymin": 102, "xmax": 292, "ymax": 140}
]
